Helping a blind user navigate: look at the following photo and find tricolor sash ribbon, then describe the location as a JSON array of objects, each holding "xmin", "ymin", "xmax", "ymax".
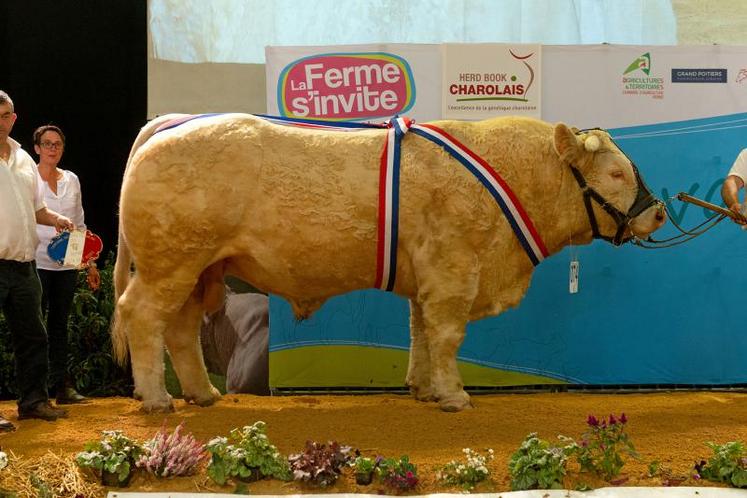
[
  {"xmin": 409, "ymin": 124, "xmax": 549, "ymax": 266},
  {"xmin": 147, "ymin": 113, "xmax": 547, "ymax": 290},
  {"xmin": 375, "ymin": 117, "xmax": 413, "ymax": 291}
]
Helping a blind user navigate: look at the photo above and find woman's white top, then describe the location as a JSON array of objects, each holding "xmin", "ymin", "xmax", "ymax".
[{"xmin": 35, "ymin": 167, "xmax": 87, "ymax": 271}]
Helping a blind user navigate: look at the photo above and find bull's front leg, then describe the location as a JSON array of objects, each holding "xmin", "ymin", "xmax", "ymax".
[
  {"xmin": 406, "ymin": 300, "xmax": 435, "ymax": 401},
  {"xmin": 420, "ymin": 294, "xmax": 473, "ymax": 412}
]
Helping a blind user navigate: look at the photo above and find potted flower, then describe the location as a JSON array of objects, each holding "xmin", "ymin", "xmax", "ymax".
[
  {"xmin": 137, "ymin": 421, "xmax": 207, "ymax": 477},
  {"xmin": 352, "ymin": 456, "xmax": 378, "ymax": 485},
  {"xmin": 206, "ymin": 421, "xmax": 291, "ymax": 485},
  {"xmin": 75, "ymin": 430, "xmax": 143, "ymax": 487},
  {"xmin": 437, "ymin": 448, "xmax": 494, "ymax": 490},
  {"xmin": 288, "ymin": 440, "xmax": 354, "ymax": 487},
  {"xmin": 377, "ymin": 455, "xmax": 419, "ymax": 492}
]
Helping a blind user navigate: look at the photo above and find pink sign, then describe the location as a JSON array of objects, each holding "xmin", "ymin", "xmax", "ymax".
[{"xmin": 277, "ymin": 52, "xmax": 416, "ymax": 121}]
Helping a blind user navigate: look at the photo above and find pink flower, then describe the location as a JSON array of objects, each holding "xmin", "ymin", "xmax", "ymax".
[
  {"xmin": 620, "ymin": 413, "xmax": 628, "ymax": 424},
  {"xmin": 587, "ymin": 415, "xmax": 599, "ymax": 427}
]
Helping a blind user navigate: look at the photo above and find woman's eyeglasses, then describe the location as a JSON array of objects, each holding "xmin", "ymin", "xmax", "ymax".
[{"xmin": 39, "ymin": 141, "xmax": 63, "ymax": 150}]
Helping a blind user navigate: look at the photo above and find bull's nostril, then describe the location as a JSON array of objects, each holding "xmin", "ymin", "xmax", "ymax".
[{"xmin": 655, "ymin": 212, "xmax": 665, "ymax": 222}]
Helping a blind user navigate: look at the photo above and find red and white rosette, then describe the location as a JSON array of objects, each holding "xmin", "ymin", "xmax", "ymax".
[{"xmin": 47, "ymin": 229, "xmax": 103, "ymax": 269}]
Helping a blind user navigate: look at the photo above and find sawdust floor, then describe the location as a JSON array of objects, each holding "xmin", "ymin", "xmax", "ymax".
[{"xmin": 0, "ymin": 391, "xmax": 746, "ymax": 495}]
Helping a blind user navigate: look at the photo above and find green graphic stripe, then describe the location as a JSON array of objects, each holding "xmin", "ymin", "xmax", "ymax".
[{"xmin": 269, "ymin": 345, "xmax": 567, "ymax": 388}]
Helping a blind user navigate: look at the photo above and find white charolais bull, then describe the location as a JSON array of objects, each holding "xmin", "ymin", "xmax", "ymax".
[{"xmin": 113, "ymin": 114, "xmax": 666, "ymax": 412}]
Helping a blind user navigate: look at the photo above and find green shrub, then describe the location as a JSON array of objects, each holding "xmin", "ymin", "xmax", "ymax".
[
  {"xmin": 508, "ymin": 433, "xmax": 573, "ymax": 491},
  {"xmin": 695, "ymin": 441, "xmax": 747, "ymax": 488}
]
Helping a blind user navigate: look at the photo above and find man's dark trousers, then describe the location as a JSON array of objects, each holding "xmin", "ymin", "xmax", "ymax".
[{"xmin": 0, "ymin": 259, "xmax": 50, "ymax": 413}]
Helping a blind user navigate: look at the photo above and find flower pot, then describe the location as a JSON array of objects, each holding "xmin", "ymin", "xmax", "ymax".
[
  {"xmin": 355, "ymin": 471, "xmax": 374, "ymax": 485},
  {"xmin": 101, "ymin": 469, "xmax": 132, "ymax": 487},
  {"xmin": 236, "ymin": 466, "xmax": 263, "ymax": 483}
]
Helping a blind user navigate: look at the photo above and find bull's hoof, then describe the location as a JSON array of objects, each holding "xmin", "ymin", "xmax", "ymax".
[
  {"xmin": 140, "ymin": 396, "xmax": 174, "ymax": 413},
  {"xmin": 184, "ymin": 386, "xmax": 222, "ymax": 407},
  {"xmin": 438, "ymin": 392, "xmax": 473, "ymax": 412},
  {"xmin": 132, "ymin": 391, "xmax": 143, "ymax": 401},
  {"xmin": 408, "ymin": 385, "xmax": 437, "ymax": 402}
]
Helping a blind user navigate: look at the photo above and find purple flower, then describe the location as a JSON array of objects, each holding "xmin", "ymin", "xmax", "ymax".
[
  {"xmin": 587, "ymin": 415, "xmax": 599, "ymax": 427},
  {"xmin": 609, "ymin": 414, "xmax": 617, "ymax": 425},
  {"xmin": 620, "ymin": 413, "xmax": 628, "ymax": 424}
]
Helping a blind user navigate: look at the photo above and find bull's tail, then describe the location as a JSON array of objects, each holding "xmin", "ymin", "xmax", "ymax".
[{"xmin": 111, "ymin": 114, "xmax": 189, "ymax": 365}]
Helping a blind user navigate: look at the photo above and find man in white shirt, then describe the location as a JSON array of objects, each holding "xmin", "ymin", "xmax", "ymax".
[
  {"xmin": 722, "ymin": 148, "xmax": 747, "ymax": 224},
  {"xmin": 0, "ymin": 90, "xmax": 75, "ymax": 430}
]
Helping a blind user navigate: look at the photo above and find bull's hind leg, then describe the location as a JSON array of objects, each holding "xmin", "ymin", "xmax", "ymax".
[
  {"xmin": 163, "ymin": 292, "xmax": 221, "ymax": 406},
  {"xmin": 118, "ymin": 275, "xmax": 174, "ymax": 412},
  {"xmin": 406, "ymin": 301, "xmax": 435, "ymax": 401}
]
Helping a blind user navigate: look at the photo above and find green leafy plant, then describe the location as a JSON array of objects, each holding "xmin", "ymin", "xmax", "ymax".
[
  {"xmin": 288, "ymin": 440, "xmax": 354, "ymax": 487},
  {"xmin": 352, "ymin": 455, "xmax": 379, "ymax": 485},
  {"xmin": 29, "ymin": 474, "xmax": 52, "ymax": 498},
  {"xmin": 352, "ymin": 455, "xmax": 377, "ymax": 474},
  {"xmin": 508, "ymin": 433, "xmax": 572, "ymax": 491},
  {"xmin": 572, "ymin": 413, "xmax": 638, "ymax": 481},
  {"xmin": 438, "ymin": 447, "xmax": 494, "ymax": 490},
  {"xmin": 206, "ymin": 421, "xmax": 291, "ymax": 485},
  {"xmin": 75, "ymin": 430, "xmax": 143, "ymax": 483},
  {"xmin": 694, "ymin": 441, "xmax": 747, "ymax": 488},
  {"xmin": 377, "ymin": 455, "xmax": 418, "ymax": 492},
  {"xmin": 67, "ymin": 254, "xmax": 132, "ymax": 396}
]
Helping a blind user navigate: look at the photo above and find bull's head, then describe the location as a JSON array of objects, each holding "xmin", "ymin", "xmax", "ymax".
[{"xmin": 553, "ymin": 124, "xmax": 666, "ymax": 245}]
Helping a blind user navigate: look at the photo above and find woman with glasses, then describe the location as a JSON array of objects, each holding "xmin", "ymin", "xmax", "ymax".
[{"xmin": 33, "ymin": 124, "xmax": 99, "ymax": 405}]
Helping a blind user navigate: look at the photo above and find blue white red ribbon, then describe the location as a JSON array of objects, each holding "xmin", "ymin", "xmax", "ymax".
[
  {"xmin": 154, "ymin": 113, "xmax": 222, "ymax": 134},
  {"xmin": 147, "ymin": 113, "xmax": 547, "ymax": 290},
  {"xmin": 375, "ymin": 117, "xmax": 413, "ymax": 291},
  {"xmin": 410, "ymin": 123, "xmax": 549, "ymax": 266}
]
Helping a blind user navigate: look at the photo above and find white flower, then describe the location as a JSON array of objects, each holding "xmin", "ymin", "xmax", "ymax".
[
  {"xmin": 207, "ymin": 436, "xmax": 227, "ymax": 447},
  {"xmin": 0, "ymin": 451, "xmax": 7, "ymax": 470}
]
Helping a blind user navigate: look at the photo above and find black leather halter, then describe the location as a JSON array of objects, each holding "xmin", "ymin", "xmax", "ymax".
[{"xmin": 569, "ymin": 130, "xmax": 662, "ymax": 246}]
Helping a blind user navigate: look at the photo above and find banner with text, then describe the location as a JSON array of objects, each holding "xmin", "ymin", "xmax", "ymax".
[
  {"xmin": 265, "ymin": 44, "xmax": 441, "ymax": 122},
  {"xmin": 442, "ymin": 43, "xmax": 541, "ymax": 119}
]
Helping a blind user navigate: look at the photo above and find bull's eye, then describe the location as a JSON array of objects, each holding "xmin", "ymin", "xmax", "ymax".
[{"xmin": 610, "ymin": 170, "xmax": 624, "ymax": 179}]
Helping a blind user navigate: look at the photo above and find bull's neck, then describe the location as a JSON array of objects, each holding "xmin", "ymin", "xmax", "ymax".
[{"xmin": 521, "ymin": 157, "xmax": 595, "ymax": 257}]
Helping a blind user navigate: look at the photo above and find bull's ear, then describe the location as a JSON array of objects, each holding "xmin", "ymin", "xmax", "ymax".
[{"xmin": 553, "ymin": 123, "xmax": 581, "ymax": 163}]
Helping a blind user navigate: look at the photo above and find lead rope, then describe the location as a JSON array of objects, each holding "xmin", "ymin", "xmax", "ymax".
[{"xmin": 631, "ymin": 196, "xmax": 727, "ymax": 249}]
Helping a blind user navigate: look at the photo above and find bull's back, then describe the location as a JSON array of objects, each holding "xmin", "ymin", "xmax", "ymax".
[{"xmin": 121, "ymin": 114, "xmax": 387, "ymax": 292}]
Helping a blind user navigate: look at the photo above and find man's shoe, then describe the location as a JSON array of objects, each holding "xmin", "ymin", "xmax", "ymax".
[
  {"xmin": 0, "ymin": 415, "xmax": 15, "ymax": 432},
  {"xmin": 56, "ymin": 387, "xmax": 88, "ymax": 405},
  {"xmin": 18, "ymin": 402, "xmax": 68, "ymax": 421}
]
